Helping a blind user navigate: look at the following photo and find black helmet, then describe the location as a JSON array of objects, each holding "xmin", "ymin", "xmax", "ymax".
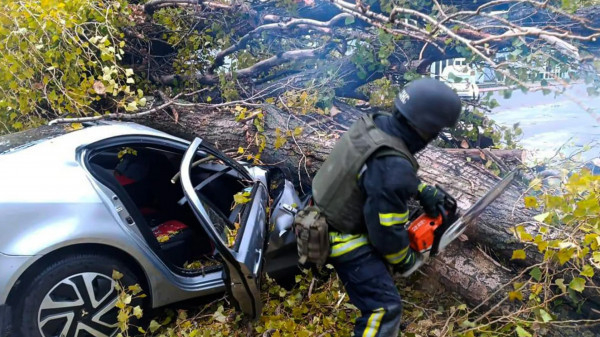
[{"xmin": 393, "ymin": 78, "xmax": 462, "ymax": 137}]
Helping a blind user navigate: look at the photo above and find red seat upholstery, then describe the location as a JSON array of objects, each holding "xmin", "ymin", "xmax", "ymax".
[{"xmin": 152, "ymin": 220, "xmax": 188, "ymax": 239}]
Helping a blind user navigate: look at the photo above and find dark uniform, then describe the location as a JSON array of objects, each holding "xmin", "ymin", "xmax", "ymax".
[{"xmin": 312, "ymin": 78, "xmax": 463, "ymax": 337}]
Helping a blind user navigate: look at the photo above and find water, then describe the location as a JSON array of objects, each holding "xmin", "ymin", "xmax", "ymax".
[{"xmin": 488, "ymin": 84, "xmax": 600, "ymax": 164}]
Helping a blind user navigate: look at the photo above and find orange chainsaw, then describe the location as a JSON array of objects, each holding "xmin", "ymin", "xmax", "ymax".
[{"xmin": 400, "ymin": 169, "xmax": 518, "ymax": 277}]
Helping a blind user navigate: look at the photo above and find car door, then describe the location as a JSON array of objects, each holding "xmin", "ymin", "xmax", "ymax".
[{"xmin": 180, "ymin": 138, "xmax": 266, "ymax": 319}]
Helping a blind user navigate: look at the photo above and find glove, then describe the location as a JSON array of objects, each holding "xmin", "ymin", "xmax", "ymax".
[
  {"xmin": 391, "ymin": 249, "xmax": 420, "ymax": 276},
  {"xmin": 418, "ymin": 183, "xmax": 445, "ymax": 217}
]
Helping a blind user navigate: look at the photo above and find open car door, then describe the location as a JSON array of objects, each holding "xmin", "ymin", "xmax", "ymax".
[{"xmin": 180, "ymin": 138, "xmax": 266, "ymax": 319}]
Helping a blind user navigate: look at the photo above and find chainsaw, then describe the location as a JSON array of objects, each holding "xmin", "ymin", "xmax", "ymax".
[{"xmin": 400, "ymin": 169, "xmax": 519, "ymax": 277}]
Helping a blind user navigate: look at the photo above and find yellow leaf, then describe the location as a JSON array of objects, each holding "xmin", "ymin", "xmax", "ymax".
[
  {"xmin": 557, "ymin": 247, "xmax": 575, "ymax": 265},
  {"xmin": 530, "ymin": 283, "xmax": 543, "ymax": 295},
  {"xmin": 237, "ymin": 147, "xmax": 244, "ymax": 154},
  {"xmin": 123, "ymin": 294, "xmax": 132, "ymax": 305},
  {"xmin": 538, "ymin": 241, "xmax": 548, "ymax": 252},
  {"xmin": 128, "ymin": 284, "xmax": 143, "ymax": 295},
  {"xmin": 509, "ymin": 290, "xmax": 523, "ymax": 301},
  {"xmin": 157, "ymin": 235, "xmax": 170, "ymax": 243},
  {"xmin": 112, "ymin": 270, "xmax": 124, "ymax": 280},
  {"xmin": 233, "ymin": 191, "xmax": 251, "ymax": 205},
  {"xmin": 117, "ymin": 310, "xmax": 129, "ymax": 324},
  {"xmin": 299, "ymin": 91, "xmax": 308, "ymax": 102},
  {"xmin": 274, "ymin": 136, "xmax": 286, "ymax": 149},
  {"xmin": 70, "ymin": 123, "xmax": 83, "ymax": 130},
  {"xmin": 293, "ymin": 127, "xmax": 303, "ymax": 136},
  {"xmin": 511, "ymin": 250, "xmax": 526, "ymax": 260},
  {"xmin": 529, "ymin": 178, "xmax": 542, "ymax": 191},
  {"xmin": 524, "ymin": 196, "xmax": 538, "ymax": 208},
  {"xmin": 133, "ymin": 305, "xmax": 143, "ymax": 319}
]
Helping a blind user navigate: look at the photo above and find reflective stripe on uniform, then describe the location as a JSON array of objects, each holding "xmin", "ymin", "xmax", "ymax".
[
  {"xmin": 402, "ymin": 251, "xmax": 414, "ymax": 265},
  {"xmin": 384, "ymin": 246, "xmax": 409, "ymax": 264},
  {"xmin": 378, "ymin": 211, "xmax": 409, "ymax": 226},
  {"xmin": 329, "ymin": 232, "xmax": 369, "ymax": 257},
  {"xmin": 418, "ymin": 183, "xmax": 427, "ymax": 193},
  {"xmin": 362, "ymin": 308, "xmax": 385, "ymax": 337}
]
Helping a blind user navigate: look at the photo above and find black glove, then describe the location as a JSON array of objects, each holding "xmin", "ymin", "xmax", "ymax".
[
  {"xmin": 391, "ymin": 249, "xmax": 418, "ymax": 274},
  {"xmin": 418, "ymin": 184, "xmax": 445, "ymax": 217}
]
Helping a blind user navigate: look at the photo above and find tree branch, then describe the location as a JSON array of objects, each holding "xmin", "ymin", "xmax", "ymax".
[
  {"xmin": 236, "ymin": 43, "xmax": 336, "ymax": 78},
  {"xmin": 48, "ymin": 93, "xmax": 184, "ymax": 125},
  {"xmin": 159, "ymin": 43, "xmax": 336, "ymax": 85},
  {"xmin": 209, "ymin": 13, "xmax": 353, "ymax": 72},
  {"xmin": 144, "ymin": 0, "xmax": 231, "ymax": 14}
]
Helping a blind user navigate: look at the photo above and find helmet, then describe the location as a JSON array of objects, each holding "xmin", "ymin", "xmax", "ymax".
[{"xmin": 393, "ymin": 78, "xmax": 462, "ymax": 136}]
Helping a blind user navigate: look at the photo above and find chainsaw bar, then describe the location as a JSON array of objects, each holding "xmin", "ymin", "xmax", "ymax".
[{"xmin": 436, "ymin": 169, "xmax": 518, "ymax": 254}]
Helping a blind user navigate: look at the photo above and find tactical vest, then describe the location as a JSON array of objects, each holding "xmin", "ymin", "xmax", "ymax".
[{"xmin": 312, "ymin": 113, "xmax": 419, "ymax": 234}]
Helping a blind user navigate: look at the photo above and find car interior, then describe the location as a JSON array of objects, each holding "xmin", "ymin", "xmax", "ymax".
[{"xmin": 86, "ymin": 143, "xmax": 252, "ymax": 275}]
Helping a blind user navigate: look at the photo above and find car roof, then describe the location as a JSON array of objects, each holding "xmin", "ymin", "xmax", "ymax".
[{"xmin": 0, "ymin": 121, "xmax": 181, "ymax": 156}]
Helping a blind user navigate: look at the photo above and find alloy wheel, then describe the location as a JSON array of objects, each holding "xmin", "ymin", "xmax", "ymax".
[{"xmin": 37, "ymin": 272, "xmax": 119, "ymax": 337}]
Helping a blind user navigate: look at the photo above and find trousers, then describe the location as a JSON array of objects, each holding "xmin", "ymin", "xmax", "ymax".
[{"xmin": 331, "ymin": 251, "xmax": 402, "ymax": 337}]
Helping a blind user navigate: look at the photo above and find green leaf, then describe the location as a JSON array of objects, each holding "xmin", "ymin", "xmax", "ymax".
[
  {"xmin": 511, "ymin": 250, "xmax": 526, "ymax": 260},
  {"xmin": 149, "ymin": 320, "xmax": 161, "ymax": 333},
  {"xmin": 533, "ymin": 212, "xmax": 550, "ymax": 223},
  {"xmin": 594, "ymin": 252, "xmax": 600, "ymax": 264},
  {"xmin": 581, "ymin": 265, "xmax": 595, "ymax": 278},
  {"xmin": 516, "ymin": 326, "xmax": 532, "ymax": 337},
  {"xmin": 530, "ymin": 267, "xmax": 542, "ymax": 281},
  {"xmin": 556, "ymin": 278, "xmax": 567, "ymax": 293},
  {"xmin": 344, "ymin": 15, "xmax": 355, "ymax": 25},
  {"xmin": 538, "ymin": 309, "xmax": 553, "ymax": 323},
  {"xmin": 569, "ymin": 277, "xmax": 586, "ymax": 292}
]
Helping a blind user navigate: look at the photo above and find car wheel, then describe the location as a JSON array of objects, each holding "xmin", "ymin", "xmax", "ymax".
[{"xmin": 14, "ymin": 253, "xmax": 144, "ymax": 337}]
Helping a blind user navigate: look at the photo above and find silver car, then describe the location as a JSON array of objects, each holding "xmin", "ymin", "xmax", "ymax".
[{"xmin": 0, "ymin": 122, "xmax": 305, "ymax": 337}]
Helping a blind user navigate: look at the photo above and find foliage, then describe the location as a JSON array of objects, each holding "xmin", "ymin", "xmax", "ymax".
[
  {"xmin": 0, "ymin": 0, "xmax": 146, "ymax": 132},
  {"xmin": 113, "ymin": 269, "xmax": 147, "ymax": 336},
  {"xmin": 136, "ymin": 269, "xmax": 358, "ymax": 337},
  {"xmin": 448, "ymin": 165, "xmax": 600, "ymax": 336}
]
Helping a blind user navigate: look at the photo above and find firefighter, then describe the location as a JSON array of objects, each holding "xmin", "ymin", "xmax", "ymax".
[{"xmin": 311, "ymin": 78, "xmax": 462, "ymax": 336}]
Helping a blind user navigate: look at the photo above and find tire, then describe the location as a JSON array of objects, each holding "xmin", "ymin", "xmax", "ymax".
[{"xmin": 13, "ymin": 253, "xmax": 145, "ymax": 337}]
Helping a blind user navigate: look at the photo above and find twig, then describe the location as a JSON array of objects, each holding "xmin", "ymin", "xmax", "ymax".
[
  {"xmin": 476, "ymin": 245, "xmax": 512, "ymax": 272},
  {"xmin": 48, "ymin": 93, "xmax": 183, "ymax": 125},
  {"xmin": 157, "ymin": 90, "xmax": 180, "ymax": 123},
  {"xmin": 308, "ymin": 277, "xmax": 316, "ymax": 298},
  {"xmin": 479, "ymin": 147, "xmax": 510, "ymax": 174},
  {"xmin": 335, "ymin": 293, "xmax": 346, "ymax": 308}
]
